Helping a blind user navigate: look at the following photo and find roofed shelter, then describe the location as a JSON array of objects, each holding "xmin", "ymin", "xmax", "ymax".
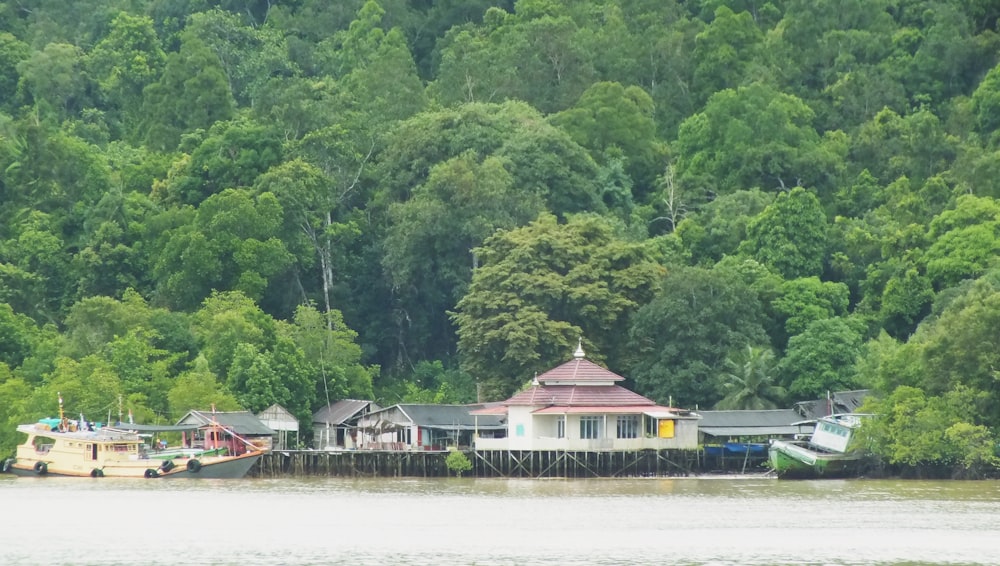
[
  {"xmin": 312, "ymin": 399, "xmax": 380, "ymax": 450},
  {"xmin": 356, "ymin": 404, "xmax": 505, "ymax": 451},
  {"xmin": 177, "ymin": 410, "xmax": 275, "ymax": 452},
  {"xmin": 697, "ymin": 409, "xmax": 814, "ymax": 442},
  {"xmin": 257, "ymin": 404, "xmax": 299, "ymax": 450}
]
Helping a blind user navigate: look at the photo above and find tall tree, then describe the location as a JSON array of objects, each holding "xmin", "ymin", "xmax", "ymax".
[
  {"xmin": 549, "ymin": 81, "xmax": 665, "ymax": 198},
  {"xmin": 140, "ymin": 34, "xmax": 234, "ymax": 151},
  {"xmin": 739, "ymin": 187, "xmax": 829, "ymax": 280},
  {"xmin": 627, "ymin": 265, "xmax": 768, "ymax": 408},
  {"xmin": 673, "ymin": 84, "xmax": 844, "ymax": 198},
  {"xmin": 383, "ymin": 152, "xmax": 544, "ymax": 364},
  {"xmin": 776, "ymin": 316, "xmax": 864, "ymax": 400},
  {"xmin": 87, "ymin": 13, "xmax": 166, "ymax": 138},
  {"xmin": 453, "ymin": 213, "xmax": 662, "ymax": 399}
]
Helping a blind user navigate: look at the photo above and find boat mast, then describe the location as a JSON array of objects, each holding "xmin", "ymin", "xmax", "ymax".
[{"xmin": 58, "ymin": 392, "xmax": 66, "ymax": 431}]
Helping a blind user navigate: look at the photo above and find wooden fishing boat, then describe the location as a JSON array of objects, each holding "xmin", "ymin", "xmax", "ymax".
[
  {"xmin": 768, "ymin": 413, "xmax": 871, "ymax": 479},
  {"xmin": 1, "ymin": 415, "xmax": 262, "ymax": 479}
]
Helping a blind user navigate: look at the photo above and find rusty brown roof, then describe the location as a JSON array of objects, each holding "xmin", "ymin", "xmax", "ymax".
[{"xmin": 536, "ymin": 358, "xmax": 624, "ymax": 384}]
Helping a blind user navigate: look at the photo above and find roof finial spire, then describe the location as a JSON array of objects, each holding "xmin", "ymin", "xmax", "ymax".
[{"xmin": 574, "ymin": 337, "xmax": 585, "ymax": 359}]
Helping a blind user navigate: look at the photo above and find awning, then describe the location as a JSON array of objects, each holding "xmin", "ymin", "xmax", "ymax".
[{"xmin": 643, "ymin": 411, "xmax": 678, "ymax": 420}]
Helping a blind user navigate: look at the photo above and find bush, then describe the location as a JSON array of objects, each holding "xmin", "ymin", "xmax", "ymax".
[{"xmin": 445, "ymin": 450, "xmax": 472, "ymax": 477}]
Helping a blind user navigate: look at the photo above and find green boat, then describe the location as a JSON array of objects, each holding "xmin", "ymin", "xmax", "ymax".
[{"xmin": 768, "ymin": 414, "xmax": 869, "ymax": 479}]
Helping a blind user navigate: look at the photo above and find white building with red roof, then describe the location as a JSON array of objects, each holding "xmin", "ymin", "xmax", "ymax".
[{"xmin": 472, "ymin": 342, "xmax": 700, "ymax": 451}]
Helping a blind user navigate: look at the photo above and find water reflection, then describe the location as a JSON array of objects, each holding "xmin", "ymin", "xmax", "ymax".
[{"xmin": 1, "ymin": 475, "xmax": 998, "ymax": 565}]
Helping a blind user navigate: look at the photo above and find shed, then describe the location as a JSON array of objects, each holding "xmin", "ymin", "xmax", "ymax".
[
  {"xmin": 312, "ymin": 400, "xmax": 380, "ymax": 450},
  {"xmin": 257, "ymin": 404, "xmax": 299, "ymax": 450},
  {"xmin": 697, "ymin": 409, "xmax": 814, "ymax": 441},
  {"xmin": 357, "ymin": 404, "xmax": 506, "ymax": 450}
]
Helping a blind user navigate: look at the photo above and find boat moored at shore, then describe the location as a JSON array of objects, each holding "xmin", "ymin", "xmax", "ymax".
[
  {"xmin": 768, "ymin": 413, "xmax": 871, "ymax": 479},
  {"xmin": 2, "ymin": 417, "xmax": 262, "ymax": 479}
]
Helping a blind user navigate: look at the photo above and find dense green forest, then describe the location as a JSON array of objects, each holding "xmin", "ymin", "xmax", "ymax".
[{"xmin": 1, "ymin": 0, "xmax": 999, "ymax": 476}]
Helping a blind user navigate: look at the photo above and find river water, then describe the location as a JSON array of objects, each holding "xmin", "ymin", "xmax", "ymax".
[{"xmin": 1, "ymin": 474, "xmax": 997, "ymax": 565}]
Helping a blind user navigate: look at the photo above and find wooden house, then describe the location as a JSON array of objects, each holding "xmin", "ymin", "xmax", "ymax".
[
  {"xmin": 356, "ymin": 404, "xmax": 505, "ymax": 451},
  {"xmin": 256, "ymin": 404, "xmax": 299, "ymax": 450},
  {"xmin": 312, "ymin": 399, "xmax": 380, "ymax": 450},
  {"xmin": 176, "ymin": 410, "xmax": 275, "ymax": 452},
  {"xmin": 471, "ymin": 343, "xmax": 700, "ymax": 451}
]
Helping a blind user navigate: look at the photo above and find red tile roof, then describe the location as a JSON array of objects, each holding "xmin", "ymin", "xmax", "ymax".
[
  {"xmin": 536, "ymin": 358, "xmax": 624, "ymax": 384},
  {"xmin": 505, "ymin": 384, "xmax": 654, "ymax": 407}
]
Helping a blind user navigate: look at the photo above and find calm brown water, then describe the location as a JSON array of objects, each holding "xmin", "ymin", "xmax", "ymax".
[{"xmin": 1, "ymin": 474, "xmax": 998, "ymax": 565}]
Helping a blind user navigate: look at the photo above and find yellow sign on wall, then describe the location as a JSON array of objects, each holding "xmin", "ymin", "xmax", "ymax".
[{"xmin": 658, "ymin": 419, "xmax": 675, "ymax": 438}]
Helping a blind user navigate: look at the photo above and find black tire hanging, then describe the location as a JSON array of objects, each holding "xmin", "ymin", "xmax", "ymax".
[
  {"xmin": 186, "ymin": 459, "xmax": 202, "ymax": 473},
  {"xmin": 33, "ymin": 461, "xmax": 47, "ymax": 475},
  {"xmin": 144, "ymin": 468, "xmax": 159, "ymax": 478},
  {"xmin": 160, "ymin": 459, "xmax": 175, "ymax": 473},
  {"xmin": 90, "ymin": 468, "xmax": 104, "ymax": 478}
]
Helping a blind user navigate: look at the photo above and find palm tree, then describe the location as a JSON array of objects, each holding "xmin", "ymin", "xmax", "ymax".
[{"xmin": 714, "ymin": 345, "xmax": 786, "ymax": 410}]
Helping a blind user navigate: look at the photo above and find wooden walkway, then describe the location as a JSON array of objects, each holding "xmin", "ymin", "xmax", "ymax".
[{"xmin": 249, "ymin": 448, "xmax": 758, "ymax": 478}]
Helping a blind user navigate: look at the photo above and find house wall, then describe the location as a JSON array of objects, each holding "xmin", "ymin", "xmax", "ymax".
[
  {"xmin": 315, "ymin": 425, "xmax": 356, "ymax": 450},
  {"xmin": 476, "ymin": 412, "xmax": 700, "ymax": 451},
  {"xmin": 314, "ymin": 424, "xmax": 333, "ymax": 449},
  {"xmin": 505, "ymin": 406, "xmax": 535, "ymax": 450}
]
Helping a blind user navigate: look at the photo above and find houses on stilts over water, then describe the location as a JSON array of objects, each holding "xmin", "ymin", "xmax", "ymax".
[{"xmin": 251, "ymin": 342, "xmax": 872, "ymax": 479}]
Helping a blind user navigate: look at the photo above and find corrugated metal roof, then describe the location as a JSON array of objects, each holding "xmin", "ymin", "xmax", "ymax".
[
  {"xmin": 257, "ymin": 403, "xmax": 299, "ymax": 431},
  {"xmin": 360, "ymin": 404, "xmax": 505, "ymax": 430},
  {"xmin": 697, "ymin": 409, "xmax": 815, "ymax": 438},
  {"xmin": 794, "ymin": 390, "xmax": 871, "ymax": 420},
  {"xmin": 697, "ymin": 409, "xmax": 803, "ymax": 428},
  {"xmin": 313, "ymin": 400, "xmax": 380, "ymax": 425},
  {"xmin": 700, "ymin": 425, "xmax": 812, "ymax": 437},
  {"xmin": 469, "ymin": 405, "xmax": 508, "ymax": 416},
  {"xmin": 177, "ymin": 410, "xmax": 275, "ymax": 436},
  {"xmin": 536, "ymin": 358, "xmax": 625, "ymax": 384}
]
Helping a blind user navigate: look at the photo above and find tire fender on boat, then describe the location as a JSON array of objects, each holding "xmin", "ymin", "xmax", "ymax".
[
  {"xmin": 186, "ymin": 459, "xmax": 202, "ymax": 473},
  {"xmin": 33, "ymin": 461, "xmax": 47, "ymax": 475},
  {"xmin": 90, "ymin": 468, "xmax": 104, "ymax": 478},
  {"xmin": 160, "ymin": 459, "xmax": 175, "ymax": 473},
  {"xmin": 144, "ymin": 468, "xmax": 159, "ymax": 479}
]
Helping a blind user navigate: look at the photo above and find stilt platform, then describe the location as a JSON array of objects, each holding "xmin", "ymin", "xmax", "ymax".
[{"xmin": 251, "ymin": 449, "xmax": 705, "ymax": 478}]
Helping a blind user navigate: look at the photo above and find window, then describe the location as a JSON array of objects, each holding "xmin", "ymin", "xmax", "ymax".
[
  {"xmin": 580, "ymin": 416, "xmax": 600, "ymax": 439},
  {"xmin": 556, "ymin": 417, "xmax": 565, "ymax": 439},
  {"xmin": 617, "ymin": 415, "xmax": 639, "ymax": 439}
]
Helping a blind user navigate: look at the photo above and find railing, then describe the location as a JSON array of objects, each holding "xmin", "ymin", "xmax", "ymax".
[{"xmin": 475, "ymin": 436, "xmax": 691, "ymax": 451}]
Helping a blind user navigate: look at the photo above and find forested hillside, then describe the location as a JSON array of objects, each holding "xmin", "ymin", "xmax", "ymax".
[{"xmin": 1, "ymin": 0, "xmax": 999, "ymax": 475}]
